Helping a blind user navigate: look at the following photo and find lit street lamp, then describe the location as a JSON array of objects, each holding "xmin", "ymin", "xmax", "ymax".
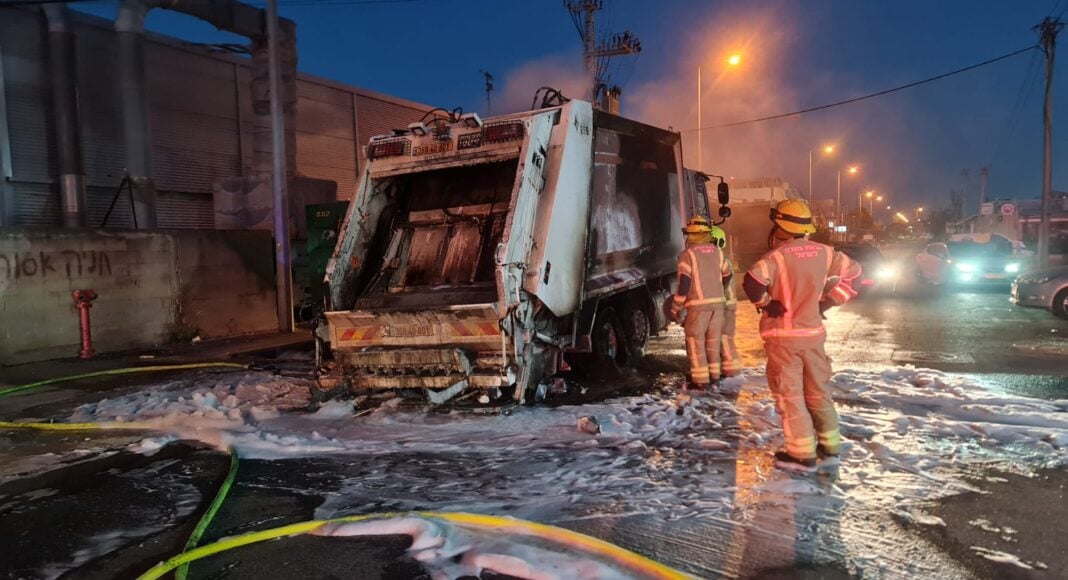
[
  {"xmin": 697, "ymin": 52, "xmax": 742, "ymax": 171},
  {"xmin": 836, "ymin": 165, "xmax": 859, "ymax": 229},
  {"xmin": 808, "ymin": 143, "xmax": 835, "ymax": 209}
]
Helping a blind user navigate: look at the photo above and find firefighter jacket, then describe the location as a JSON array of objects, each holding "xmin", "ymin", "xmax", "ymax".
[
  {"xmin": 673, "ymin": 243, "xmax": 733, "ymax": 311},
  {"xmin": 743, "ymin": 238, "xmax": 862, "ymax": 341},
  {"xmin": 724, "ymin": 258, "xmax": 738, "ymax": 310}
]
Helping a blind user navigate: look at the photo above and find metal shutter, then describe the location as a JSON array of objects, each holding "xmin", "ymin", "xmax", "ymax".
[
  {"xmin": 76, "ymin": 23, "xmax": 125, "ymax": 189},
  {"xmin": 2, "ymin": 8, "xmax": 56, "ymax": 185},
  {"xmin": 157, "ymin": 191, "xmax": 213, "ymax": 229},
  {"xmin": 354, "ymin": 94, "xmax": 427, "ymax": 168},
  {"xmin": 147, "ymin": 44, "xmax": 240, "ymax": 194},
  {"xmin": 296, "ymin": 80, "xmax": 357, "ymax": 200},
  {"xmin": 12, "ymin": 182, "xmax": 60, "ymax": 226}
]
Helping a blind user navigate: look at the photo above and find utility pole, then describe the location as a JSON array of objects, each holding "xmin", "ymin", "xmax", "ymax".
[
  {"xmin": 267, "ymin": 0, "xmax": 293, "ymax": 333},
  {"xmin": 961, "ymin": 168, "xmax": 972, "ymax": 218},
  {"xmin": 479, "ymin": 69, "xmax": 494, "ymax": 115},
  {"xmin": 979, "ymin": 164, "xmax": 989, "ymax": 206},
  {"xmin": 1036, "ymin": 17, "xmax": 1063, "ymax": 266},
  {"xmin": 564, "ymin": 1, "xmax": 640, "ymax": 102}
]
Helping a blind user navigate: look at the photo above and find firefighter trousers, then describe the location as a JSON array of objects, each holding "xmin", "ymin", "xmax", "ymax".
[
  {"xmin": 683, "ymin": 305, "xmax": 724, "ymax": 385},
  {"xmin": 764, "ymin": 337, "xmax": 840, "ymax": 459},
  {"xmin": 721, "ymin": 307, "xmax": 741, "ymax": 377}
]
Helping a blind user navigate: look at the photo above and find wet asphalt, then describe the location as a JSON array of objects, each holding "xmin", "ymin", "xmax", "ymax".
[{"xmin": 0, "ymin": 287, "xmax": 1066, "ymax": 579}]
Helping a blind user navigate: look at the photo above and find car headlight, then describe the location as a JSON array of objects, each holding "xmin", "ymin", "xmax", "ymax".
[
  {"xmin": 876, "ymin": 266, "xmax": 898, "ymax": 280},
  {"xmin": 956, "ymin": 262, "xmax": 976, "ymax": 273},
  {"xmin": 1004, "ymin": 263, "xmax": 1020, "ymax": 274}
]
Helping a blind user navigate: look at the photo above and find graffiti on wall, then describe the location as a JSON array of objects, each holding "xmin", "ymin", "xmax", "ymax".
[{"xmin": 0, "ymin": 251, "xmax": 112, "ymax": 280}]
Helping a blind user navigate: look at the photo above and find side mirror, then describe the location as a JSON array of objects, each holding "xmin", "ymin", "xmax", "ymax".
[
  {"xmin": 717, "ymin": 182, "xmax": 730, "ymax": 205},
  {"xmin": 718, "ymin": 206, "xmax": 732, "ymax": 219}
]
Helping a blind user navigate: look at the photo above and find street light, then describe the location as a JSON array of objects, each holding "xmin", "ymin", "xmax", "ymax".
[
  {"xmin": 808, "ymin": 143, "xmax": 835, "ymax": 209},
  {"xmin": 836, "ymin": 165, "xmax": 859, "ymax": 232},
  {"xmin": 697, "ymin": 52, "xmax": 743, "ymax": 171}
]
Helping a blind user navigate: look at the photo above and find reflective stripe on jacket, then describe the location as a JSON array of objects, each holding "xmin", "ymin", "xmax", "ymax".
[
  {"xmin": 746, "ymin": 238, "xmax": 861, "ymax": 340},
  {"xmin": 674, "ymin": 243, "xmax": 731, "ymax": 309}
]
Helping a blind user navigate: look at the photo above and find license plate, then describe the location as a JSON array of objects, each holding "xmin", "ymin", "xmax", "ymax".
[
  {"xmin": 386, "ymin": 324, "xmax": 434, "ymax": 338},
  {"xmin": 984, "ymin": 273, "xmax": 1004, "ymax": 279}
]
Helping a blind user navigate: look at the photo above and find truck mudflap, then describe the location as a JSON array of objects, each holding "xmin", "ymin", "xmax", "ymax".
[{"xmin": 322, "ymin": 304, "xmax": 517, "ymax": 402}]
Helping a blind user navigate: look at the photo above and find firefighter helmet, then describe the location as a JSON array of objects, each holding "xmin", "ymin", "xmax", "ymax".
[
  {"xmin": 769, "ymin": 199, "xmax": 816, "ymax": 235},
  {"xmin": 709, "ymin": 225, "xmax": 727, "ymax": 248},
  {"xmin": 682, "ymin": 215, "xmax": 712, "ymax": 235}
]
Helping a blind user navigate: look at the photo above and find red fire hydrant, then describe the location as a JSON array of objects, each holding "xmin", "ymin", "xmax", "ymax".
[{"xmin": 72, "ymin": 290, "xmax": 98, "ymax": 360}]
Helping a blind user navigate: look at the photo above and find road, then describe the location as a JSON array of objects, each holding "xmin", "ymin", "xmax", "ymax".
[{"xmin": 1, "ymin": 286, "xmax": 1065, "ymax": 579}]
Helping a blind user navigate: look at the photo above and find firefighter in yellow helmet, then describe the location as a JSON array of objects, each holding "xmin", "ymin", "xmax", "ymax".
[
  {"xmin": 671, "ymin": 216, "xmax": 733, "ymax": 391},
  {"xmin": 709, "ymin": 226, "xmax": 741, "ymax": 378},
  {"xmin": 743, "ymin": 199, "xmax": 862, "ymax": 471}
]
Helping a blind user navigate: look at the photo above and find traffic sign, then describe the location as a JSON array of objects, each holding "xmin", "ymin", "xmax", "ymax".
[{"xmin": 1000, "ymin": 203, "xmax": 1016, "ymax": 215}]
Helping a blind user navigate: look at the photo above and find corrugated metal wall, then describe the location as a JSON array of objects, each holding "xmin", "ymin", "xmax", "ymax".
[{"xmin": 0, "ymin": 6, "xmax": 431, "ymax": 228}]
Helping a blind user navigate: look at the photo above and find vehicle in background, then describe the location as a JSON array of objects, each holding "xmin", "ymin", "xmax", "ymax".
[
  {"xmin": 836, "ymin": 243, "xmax": 898, "ymax": 294},
  {"xmin": 946, "ymin": 234, "xmax": 1029, "ymax": 285},
  {"xmin": 316, "ymin": 99, "xmax": 724, "ymax": 407},
  {"xmin": 915, "ymin": 242, "xmax": 952, "ymax": 286},
  {"xmin": 1012, "ymin": 266, "xmax": 1068, "ymax": 318}
]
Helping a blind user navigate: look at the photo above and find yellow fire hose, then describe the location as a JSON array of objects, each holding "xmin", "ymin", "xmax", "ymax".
[
  {"xmin": 138, "ymin": 511, "xmax": 692, "ymax": 580},
  {"xmin": 1, "ymin": 370, "xmax": 691, "ymax": 580}
]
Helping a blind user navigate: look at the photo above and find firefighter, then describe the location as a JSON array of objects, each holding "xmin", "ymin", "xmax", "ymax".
[
  {"xmin": 743, "ymin": 199, "xmax": 862, "ymax": 470},
  {"xmin": 710, "ymin": 226, "xmax": 741, "ymax": 378},
  {"xmin": 671, "ymin": 216, "xmax": 733, "ymax": 391}
]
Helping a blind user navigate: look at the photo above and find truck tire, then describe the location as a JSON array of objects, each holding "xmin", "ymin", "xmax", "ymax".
[
  {"xmin": 622, "ymin": 307, "xmax": 650, "ymax": 360},
  {"xmin": 565, "ymin": 305, "xmax": 628, "ymax": 378}
]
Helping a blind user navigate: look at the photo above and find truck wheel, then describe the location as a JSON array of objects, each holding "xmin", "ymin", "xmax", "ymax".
[
  {"xmin": 1053, "ymin": 288, "xmax": 1068, "ymax": 319},
  {"xmin": 591, "ymin": 306, "xmax": 626, "ymax": 369},
  {"xmin": 623, "ymin": 307, "xmax": 650, "ymax": 360}
]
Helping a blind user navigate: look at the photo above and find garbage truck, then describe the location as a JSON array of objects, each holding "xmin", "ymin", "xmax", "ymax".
[{"xmin": 315, "ymin": 99, "xmax": 728, "ymax": 406}]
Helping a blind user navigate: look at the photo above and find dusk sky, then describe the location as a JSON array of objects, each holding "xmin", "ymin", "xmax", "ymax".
[{"xmin": 76, "ymin": 0, "xmax": 1067, "ymax": 217}]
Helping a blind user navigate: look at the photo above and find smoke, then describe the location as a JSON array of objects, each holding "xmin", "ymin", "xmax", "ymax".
[
  {"xmin": 494, "ymin": 55, "xmax": 589, "ymax": 114},
  {"xmin": 492, "ymin": 3, "xmax": 924, "ymax": 209},
  {"xmin": 620, "ymin": 2, "xmax": 927, "ymax": 211},
  {"xmin": 623, "ymin": 4, "xmax": 810, "ymax": 183}
]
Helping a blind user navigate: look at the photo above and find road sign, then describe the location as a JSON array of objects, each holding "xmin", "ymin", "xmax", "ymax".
[
  {"xmin": 1001, "ymin": 203, "xmax": 1016, "ymax": 215},
  {"xmin": 980, "ymin": 202, "xmax": 994, "ymax": 215}
]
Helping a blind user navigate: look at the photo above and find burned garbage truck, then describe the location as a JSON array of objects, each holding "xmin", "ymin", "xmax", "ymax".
[{"xmin": 317, "ymin": 99, "xmax": 718, "ymax": 406}]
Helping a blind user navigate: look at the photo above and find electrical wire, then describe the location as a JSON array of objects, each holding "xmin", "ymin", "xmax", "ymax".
[
  {"xmin": 985, "ymin": 47, "xmax": 1044, "ymax": 166},
  {"xmin": 683, "ymin": 45, "xmax": 1038, "ymax": 132}
]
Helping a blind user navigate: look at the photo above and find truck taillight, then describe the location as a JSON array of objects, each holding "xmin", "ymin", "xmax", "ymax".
[
  {"xmin": 482, "ymin": 121, "xmax": 525, "ymax": 143},
  {"xmin": 368, "ymin": 138, "xmax": 410, "ymax": 159}
]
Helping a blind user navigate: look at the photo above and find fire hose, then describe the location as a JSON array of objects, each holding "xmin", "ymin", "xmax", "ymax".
[
  {"xmin": 1, "ymin": 418, "xmax": 689, "ymax": 579},
  {"xmin": 1, "ymin": 367, "xmax": 689, "ymax": 579},
  {"xmin": 0, "ymin": 362, "xmax": 248, "ymax": 399}
]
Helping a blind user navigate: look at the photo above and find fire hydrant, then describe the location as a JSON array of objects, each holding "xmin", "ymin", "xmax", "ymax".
[{"xmin": 72, "ymin": 290, "xmax": 98, "ymax": 360}]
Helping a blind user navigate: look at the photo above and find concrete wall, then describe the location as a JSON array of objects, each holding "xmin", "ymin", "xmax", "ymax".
[
  {"xmin": 0, "ymin": 228, "xmax": 277, "ymax": 365},
  {"xmin": 174, "ymin": 230, "xmax": 277, "ymax": 339}
]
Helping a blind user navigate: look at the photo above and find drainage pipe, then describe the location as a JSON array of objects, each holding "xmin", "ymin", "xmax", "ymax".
[
  {"xmin": 41, "ymin": 3, "xmax": 88, "ymax": 228},
  {"xmin": 116, "ymin": 0, "xmax": 158, "ymax": 228}
]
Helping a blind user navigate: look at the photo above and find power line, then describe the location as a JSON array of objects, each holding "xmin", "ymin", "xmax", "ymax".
[
  {"xmin": 683, "ymin": 45, "xmax": 1038, "ymax": 132},
  {"xmin": 986, "ymin": 47, "xmax": 1044, "ymax": 166}
]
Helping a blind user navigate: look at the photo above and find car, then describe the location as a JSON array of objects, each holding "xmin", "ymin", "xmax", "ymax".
[
  {"xmin": 835, "ymin": 243, "xmax": 899, "ymax": 294},
  {"xmin": 1012, "ymin": 266, "xmax": 1068, "ymax": 318},
  {"xmin": 915, "ymin": 242, "xmax": 951, "ymax": 286},
  {"xmin": 945, "ymin": 237, "xmax": 1028, "ymax": 286}
]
